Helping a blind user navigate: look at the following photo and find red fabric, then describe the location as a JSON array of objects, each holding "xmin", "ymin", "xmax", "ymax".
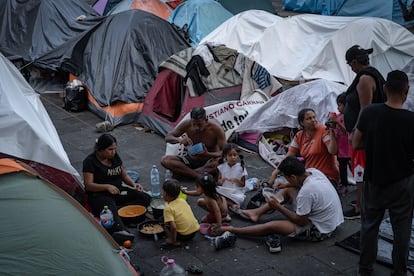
[{"xmin": 152, "ymin": 70, "xmax": 182, "ymax": 121}]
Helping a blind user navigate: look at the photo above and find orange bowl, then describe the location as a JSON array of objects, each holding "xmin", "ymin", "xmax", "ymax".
[{"xmin": 118, "ymin": 205, "xmax": 146, "ymax": 224}]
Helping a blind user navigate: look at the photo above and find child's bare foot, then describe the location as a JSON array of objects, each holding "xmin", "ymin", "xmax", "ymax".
[{"xmin": 223, "ymin": 214, "xmax": 232, "ymax": 222}]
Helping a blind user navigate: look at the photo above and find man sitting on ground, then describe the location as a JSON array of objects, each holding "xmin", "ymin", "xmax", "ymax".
[
  {"xmin": 161, "ymin": 107, "xmax": 226, "ymax": 179},
  {"xmin": 218, "ymin": 156, "xmax": 344, "ymax": 253}
]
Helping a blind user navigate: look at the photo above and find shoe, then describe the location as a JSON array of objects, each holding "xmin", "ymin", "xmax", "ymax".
[
  {"xmin": 344, "ymin": 208, "xmax": 361, "ymax": 220},
  {"xmin": 265, "ymin": 234, "xmax": 281, "ymax": 253},
  {"xmin": 349, "ymin": 200, "xmax": 357, "ymax": 207},
  {"xmin": 112, "ymin": 230, "xmax": 135, "ymax": 244},
  {"xmin": 214, "ymin": 231, "xmax": 236, "ymax": 250},
  {"xmin": 96, "ymin": 121, "xmax": 114, "ymax": 133},
  {"xmin": 160, "ymin": 242, "xmax": 181, "ymax": 250}
]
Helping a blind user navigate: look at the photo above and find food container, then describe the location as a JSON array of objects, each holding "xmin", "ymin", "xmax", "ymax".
[
  {"xmin": 138, "ymin": 220, "xmax": 164, "ymax": 240},
  {"xmin": 118, "ymin": 205, "xmax": 146, "ymax": 224},
  {"xmin": 262, "ymin": 187, "xmax": 284, "ymax": 203},
  {"xmin": 150, "ymin": 199, "xmax": 168, "ymax": 219}
]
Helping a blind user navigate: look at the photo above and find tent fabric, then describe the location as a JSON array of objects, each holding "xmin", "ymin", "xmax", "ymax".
[
  {"xmin": 0, "ymin": 52, "xmax": 83, "ymax": 196},
  {"xmin": 167, "ymin": 0, "xmax": 233, "ymax": 46},
  {"xmin": 201, "ymin": 11, "xmax": 414, "ymax": 86},
  {"xmin": 283, "ymin": 0, "xmax": 406, "ymax": 25},
  {"xmin": 77, "ymin": 10, "xmax": 190, "ymax": 108},
  {"xmin": 108, "ymin": 0, "xmax": 172, "ymax": 19},
  {"xmin": 0, "ymin": 162, "xmax": 137, "ymax": 276},
  {"xmin": 235, "ymin": 79, "xmax": 347, "ymax": 133},
  {"xmin": 216, "ymin": 0, "xmax": 275, "ymax": 14},
  {"xmin": 0, "ymin": 0, "xmax": 102, "ymax": 69}
]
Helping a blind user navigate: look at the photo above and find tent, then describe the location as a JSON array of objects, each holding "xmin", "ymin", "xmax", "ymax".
[
  {"xmin": 216, "ymin": 0, "xmax": 276, "ymax": 14},
  {"xmin": 0, "ymin": 159, "xmax": 138, "ymax": 276},
  {"xmin": 108, "ymin": 0, "xmax": 172, "ymax": 19},
  {"xmin": 0, "ymin": 52, "xmax": 83, "ymax": 198},
  {"xmin": 75, "ymin": 10, "xmax": 190, "ymax": 125},
  {"xmin": 138, "ymin": 44, "xmax": 282, "ymax": 136},
  {"xmin": 201, "ymin": 11, "xmax": 414, "ymax": 86},
  {"xmin": 0, "ymin": 0, "xmax": 102, "ymax": 70},
  {"xmin": 283, "ymin": 0, "xmax": 407, "ymax": 25},
  {"xmin": 167, "ymin": 0, "xmax": 233, "ymax": 46}
]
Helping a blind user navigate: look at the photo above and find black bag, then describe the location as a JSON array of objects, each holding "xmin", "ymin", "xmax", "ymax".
[
  {"xmin": 64, "ymin": 85, "xmax": 87, "ymax": 112},
  {"xmin": 241, "ymin": 188, "xmax": 266, "ymax": 209}
]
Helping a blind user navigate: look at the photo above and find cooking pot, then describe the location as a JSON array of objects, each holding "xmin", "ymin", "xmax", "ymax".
[
  {"xmin": 150, "ymin": 199, "xmax": 167, "ymax": 219},
  {"xmin": 138, "ymin": 220, "xmax": 165, "ymax": 240},
  {"xmin": 118, "ymin": 205, "xmax": 146, "ymax": 224}
]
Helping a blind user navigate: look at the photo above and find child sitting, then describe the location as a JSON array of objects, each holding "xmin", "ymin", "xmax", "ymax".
[
  {"xmin": 217, "ymin": 143, "xmax": 248, "ymax": 210},
  {"xmin": 181, "ymin": 172, "xmax": 230, "ymax": 225},
  {"xmin": 161, "ymin": 179, "xmax": 199, "ymax": 249}
]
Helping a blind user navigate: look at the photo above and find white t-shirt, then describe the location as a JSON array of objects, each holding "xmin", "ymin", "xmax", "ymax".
[
  {"xmin": 217, "ymin": 162, "xmax": 248, "ymax": 205},
  {"xmin": 296, "ymin": 168, "xmax": 344, "ymax": 233}
]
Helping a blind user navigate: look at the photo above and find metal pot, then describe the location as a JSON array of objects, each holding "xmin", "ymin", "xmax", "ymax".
[
  {"xmin": 150, "ymin": 199, "xmax": 167, "ymax": 219},
  {"xmin": 118, "ymin": 205, "xmax": 146, "ymax": 224},
  {"xmin": 138, "ymin": 220, "xmax": 164, "ymax": 240}
]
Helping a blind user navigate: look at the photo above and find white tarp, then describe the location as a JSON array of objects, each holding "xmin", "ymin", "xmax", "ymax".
[
  {"xmin": 201, "ymin": 11, "xmax": 414, "ymax": 86},
  {"xmin": 0, "ymin": 53, "xmax": 81, "ymax": 182},
  {"xmin": 235, "ymin": 79, "xmax": 348, "ymax": 133}
]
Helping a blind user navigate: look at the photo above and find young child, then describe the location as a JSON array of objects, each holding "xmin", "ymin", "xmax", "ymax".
[
  {"xmin": 216, "ymin": 143, "xmax": 248, "ymax": 210},
  {"xmin": 162, "ymin": 179, "xmax": 200, "ymax": 249},
  {"xmin": 182, "ymin": 172, "xmax": 230, "ymax": 224},
  {"xmin": 329, "ymin": 92, "xmax": 351, "ymax": 194}
]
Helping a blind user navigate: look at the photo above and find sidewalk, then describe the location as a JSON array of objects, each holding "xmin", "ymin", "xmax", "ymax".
[{"xmin": 40, "ymin": 93, "xmax": 393, "ymax": 276}]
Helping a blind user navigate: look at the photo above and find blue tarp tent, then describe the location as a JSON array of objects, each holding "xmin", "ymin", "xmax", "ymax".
[
  {"xmin": 168, "ymin": 0, "xmax": 233, "ymax": 46},
  {"xmin": 283, "ymin": 0, "xmax": 409, "ymax": 25}
]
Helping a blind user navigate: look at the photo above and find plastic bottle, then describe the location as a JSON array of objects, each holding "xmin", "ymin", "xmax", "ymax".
[
  {"xmin": 100, "ymin": 205, "xmax": 114, "ymax": 228},
  {"xmin": 151, "ymin": 165, "xmax": 161, "ymax": 197},
  {"xmin": 159, "ymin": 257, "xmax": 186, "ymax": 276}
]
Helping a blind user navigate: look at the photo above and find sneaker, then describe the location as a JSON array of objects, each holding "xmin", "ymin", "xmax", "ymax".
[
  {"xmin": 214, "ymin": 231, "xmax": 236, "ymax": 250},
  {"xmin": 343, "ymin": 208, "xmax": 361, "ymax": 220},
  {"xmin": 265, "ymin": 234, "xmax": 281, "ymax": 253}
]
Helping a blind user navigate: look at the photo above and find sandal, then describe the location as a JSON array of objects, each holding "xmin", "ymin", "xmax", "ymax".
[
  {"xmin": 186, "ymin": 264, "xmax": 203, "ymax": 274},
  {"xmin": 229, "ymin": 206, "xmax": 251, "ymax": 221},
  {"xmin": 160, "ymin": 242, "xmax": 181, "ymax": 250}
]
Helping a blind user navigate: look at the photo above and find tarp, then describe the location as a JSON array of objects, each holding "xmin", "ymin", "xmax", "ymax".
[
  {"xmin": 167, "ymin": 0, "xmax": 233, "ymax": 46},
  {"xmin": 0, "ymin": 159, "xmax": 138, "ymax": 276},
  {"xmin": 283, "ymin": 0, "xmax": 407, "ymax": 25},
  {"xmin": 0, "ymin": 0, "xmax": 103, "ymax": 70},
  {"xmin": 108, "ymin": 0, "xmax": 172, "ymax": 19},
  {"xmin": 76, "ymin": 9, "xmax": 190, "ymax": 125},
  {"xmin": 217, "ymin": 0, "xmax": 275, "ymax": 14},
  {"xmin": 235, "ymin": 79, "xmax": 347, "ymax": 133},
  {"xmin": 0, "ymin": 52, "xmax": 83, "ymax": 197},
  {"xmin": 201, "ymin": 11, "xmax": 414, "ymax": 86}
]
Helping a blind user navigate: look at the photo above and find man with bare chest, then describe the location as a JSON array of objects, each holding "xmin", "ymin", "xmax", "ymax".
[{"xmin": 161, "ymin": 107, "xmax": 226, "ymax": 179}]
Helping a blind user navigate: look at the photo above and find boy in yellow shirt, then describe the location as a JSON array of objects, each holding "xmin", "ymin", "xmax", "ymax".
[{"xmin": 162, "ymin": 179, "xmax": 200, "ymax": 249}]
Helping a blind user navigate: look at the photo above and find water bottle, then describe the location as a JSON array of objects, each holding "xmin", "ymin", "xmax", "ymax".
[
  {"xmin": 100, "ymin": 205, "xmax": 114, "ymax": 228},
  {"xmin": 165, "ymin": 169, "xmax": 173, "ymax": 181},
  {"xmin": 159, "ymin": 257, "xmax": 186, "ymax": 276},
  {"xmin": 151, "ymin": 165, "xmax": 161, "ymax": 197}
]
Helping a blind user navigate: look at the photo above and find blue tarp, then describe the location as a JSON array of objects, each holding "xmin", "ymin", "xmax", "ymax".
[
  {"xmin": 283, "ymin": 0, "xmax": 407, "ymax": 25},
  {"xmin": 168, "ymin": 0, "xmax": 233, "ymax": 46}
]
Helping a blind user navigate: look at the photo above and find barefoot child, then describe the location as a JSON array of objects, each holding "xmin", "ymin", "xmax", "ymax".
[
  {"xmin": 162, "ymin": 179, "xmax": 199, "ymax": 249},
  {"xmin": 216, "ymin": 143, "xmax": 248, "ymax": 210},
  {"xmin": 181, "ymin": 172, "xmax": 230, "ymax": 224}
]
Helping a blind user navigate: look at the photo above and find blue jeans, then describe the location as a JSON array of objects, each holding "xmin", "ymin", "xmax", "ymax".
[{"xmin": 359, "ymin": 175, "xmax": 414, "ymax": 275}]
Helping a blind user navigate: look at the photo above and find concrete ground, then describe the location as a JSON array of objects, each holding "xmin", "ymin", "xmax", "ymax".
[{"xmin": 39, "ymin": 92, "xmax": 394, "ymax": 276}]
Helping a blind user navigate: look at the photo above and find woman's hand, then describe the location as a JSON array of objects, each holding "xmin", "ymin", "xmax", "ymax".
[
  {"xmin": 132, "ymin": 183, "xmax": 144, "ymax": 192},
  {"xmin": 106, "ymin": 184, "xmax": 120, "ymax": 195}
]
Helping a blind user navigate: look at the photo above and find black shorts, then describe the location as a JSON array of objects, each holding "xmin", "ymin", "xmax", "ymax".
[{"xmin": 178, "ymin": 153, "xmax": 208, "ymax": 169}]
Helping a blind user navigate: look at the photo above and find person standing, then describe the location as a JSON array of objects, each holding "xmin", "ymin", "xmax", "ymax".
[
  {"xmin": 353, "ymin": 70, "xmax": 414, "ymax": 275},
  {"xmin": 342, "ymin": 45, "xmax": 386, "ymax": 219}
]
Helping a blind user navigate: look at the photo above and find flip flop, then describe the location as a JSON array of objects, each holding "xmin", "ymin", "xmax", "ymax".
[
  {"xmin": 229, "ymin": 206, "xmax": 250, "ymax": 221},
  {"xmin": 160, "ymin": 242, "xmax": 181, "ymax": 250}
]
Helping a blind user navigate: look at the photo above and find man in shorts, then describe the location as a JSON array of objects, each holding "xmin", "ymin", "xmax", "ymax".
[
  {"xmin": 219, "ymin": 156, "xmax": 344, "ymax": 252},
  {"xmin": 161, "ymin": 107, "xmax": 226, "ymax": 179}
]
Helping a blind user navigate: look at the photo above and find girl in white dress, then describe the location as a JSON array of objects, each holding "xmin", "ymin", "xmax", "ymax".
[{"xmin": 217, "ymin": 143, "xmax": 248, "ymax": 210}]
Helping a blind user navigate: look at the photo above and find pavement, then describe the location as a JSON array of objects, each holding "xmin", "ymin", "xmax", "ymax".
[{"xmin": 39, "ymin": 92, "xmax": 394, "ymax": 276}]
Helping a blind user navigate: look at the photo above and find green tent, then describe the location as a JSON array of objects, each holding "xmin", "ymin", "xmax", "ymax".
[
  {"xmin": 0, "ymin": 159, "xmax": 137, "ymax": 276},
  {"xmin": 216, "ymin": 0, "xmax": 276, "ymax": 14}
]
